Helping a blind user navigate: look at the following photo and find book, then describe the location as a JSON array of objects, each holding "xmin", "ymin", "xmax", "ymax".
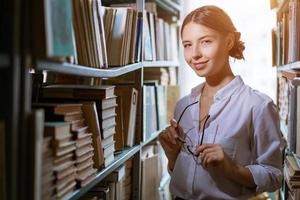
[
  {"xmin": 53, "ymin": 143, "xmax": 76, "ymax": 157},
  {"xmin": 102, "ymin": 125, "xmax": 116, "ymax": 139},
  {"xmin": 115, "ymin": 86, "xmax": 138, "ymax": 147},
  {"xmin": 33, "ymin": 103, "xmax": 83, "ymax": 114},
  {"xmin": 155, "ymin": 85, "xmax": 167, "ymax": 130},
  {"xmin": 103, "ymin": 142, "xmax": 115, "ymax": 158},
  {"xmin": 75, "ymin": 144, "xmax": 94, "ymax": 157},
  {"xmin": 76, "ymin": 150, "xmax": 94, "ymax": 164},
  {"xmin": 29, "ymin": 109, "xmax": 45, "ymax": 200},
  {"xmin": 107, "ymin": 7, "xmax": 129, "ymax": 66},
  {"xmin": 76, "ymin": 157, "xmax": 94, "ymax": 171},
  {"xmin": 100, "ymin": 106, "xmax": 117, "ymax": 120},
  {"xmin": 100, "ymin": 115, "xmax": 117, "ymax": 130},
  {"xmin": 141, "ymin": 153, "xmax": 160, "ymax": 200},
  {"xmin": 76, "ymin": 134, "xmax": 93, "ymax": 148},
  {"xmin": 43, "ymin": 0, "xmax": 76, "ymax": 58},
  {"xmin": 80, "ymin": 172, "xmax": 96, "ymax": 187},
  {"xmin": 101, "ymin": 135, "xmax": 115, "ymax": 148},
  {"xmin": 143, "ymin": 85, "xmax": 158, "ymax": 141},
  {"xmin": 44, "ymin": 122, "xmax": 72, "ymax": 140},
  {"xmin": 166, "ymin": 85, "xmax": 180, "ymax": 122},
  {"xmin": 82, "ymin": 101, "xmax": 104, "ymax": 169},
  {"xmin": 42, "ymin": 84, "xmax": 115, "ymax": 99},
  {"xmin": 53, "ymin": 153, "xmax": 73, "ymax": 166},
  {"xmin": 97, "ymin": 96, "xmax": 118, "ymax": 110},
  {"xmin": 77, "ymin": 166, "xmax": 97, "ymax": 181},
  {"xmin": 105, "ymin": 165, "xmax": 125, "ymax": 182},
  {"xmin": 104, "ymin": 152, "xmax": 114, "ymax": 167}
]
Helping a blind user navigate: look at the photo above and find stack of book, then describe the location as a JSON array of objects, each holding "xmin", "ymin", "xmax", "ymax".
[
  {"xmin": 284, "ymin": 155, "xmax": 300, "ymax": 200},
  {"xmin": 34, "ymin": 103, "xmax": 98, "ymax": 190},
  {"xmin": 44, "ymin": 122, "xmax": 77, "ymax": 199},
  {"xmin": 41, "ymin": 85, "xmax": 118, "ymax": 168},
  {"xmin": 41, "ymin": 137, "xmax": 56, "ymax": 199},
  {"xmin": 144, "ymin": 68, "xmax": 169, "ymax": 86}
]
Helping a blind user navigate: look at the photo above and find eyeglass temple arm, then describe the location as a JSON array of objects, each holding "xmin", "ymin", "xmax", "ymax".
[
  {"xmin": 177, "ymin": 101, "xmax": 199, "ymax": 124},
  {"xmin": 199, "ymin": 115, "xmax": 210, "ymax": 145},
  {"xmin": 175, "ymin": 101, "xmax": 199, "ymax": 144}
]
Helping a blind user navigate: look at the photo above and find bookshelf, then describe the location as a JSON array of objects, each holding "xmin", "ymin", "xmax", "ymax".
[
  {"xmin": 273, "ymin": 0, "xmax": 300, "ymax": 199},
  {"xmin": 2, "ymin": 0, "xmax": 183, "ymax": 199}
]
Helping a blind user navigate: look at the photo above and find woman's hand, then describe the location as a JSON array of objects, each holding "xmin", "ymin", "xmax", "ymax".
[
  {"xmin": 194, "ymin": 144, "xmax": 235, "ymax": 176},
  {"xmin": 194, "ymin": 144, "xmax": 256, "ymax": 188},
  {"xmin": 158, "ymin": 119, "xmax": 185, "ymax": 170}
]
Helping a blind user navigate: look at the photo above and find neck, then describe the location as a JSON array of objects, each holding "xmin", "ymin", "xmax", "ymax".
[{"xmin": 203, "ymin": 63, "xmax": 235, "ymax": 97}]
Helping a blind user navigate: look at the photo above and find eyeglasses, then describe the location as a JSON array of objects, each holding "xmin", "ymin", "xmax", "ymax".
[{"xmin": 175, "ymin": 101, "xmax": 211, "ymax": 164}]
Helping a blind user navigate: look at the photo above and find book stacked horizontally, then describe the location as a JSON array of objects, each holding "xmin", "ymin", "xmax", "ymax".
[
  {"xmin": 41, "ymin": 84, "xmax": 117, "ymax": 168},
  {"xmin": 41, "ymin": 137, "xmax": 56, "ymax": 199},
  {"xmin": 284, "ymin": 155, "xmax": 300, "ymax": 200},
  {"xmin": 44, "ymin": 121, "xmax": 77, "ymax": 199},
  {"xmin": 34, "ymin": 103, "xmax": 97, "ymax": 194}
]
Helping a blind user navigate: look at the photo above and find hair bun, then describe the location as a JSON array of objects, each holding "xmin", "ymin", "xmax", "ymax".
[{"xmin": 229, "ymin": 31, "xmax": 245, "ymax": 60}]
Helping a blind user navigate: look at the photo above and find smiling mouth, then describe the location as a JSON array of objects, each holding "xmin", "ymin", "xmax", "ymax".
[{"xmin": 192, "ymin": 60, "xmax": 209, "ymax": 69}]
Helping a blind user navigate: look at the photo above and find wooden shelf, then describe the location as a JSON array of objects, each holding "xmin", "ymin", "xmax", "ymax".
[
  {"xmin": 36, "ymin": 60, "xmax": 143, "ymax": 78},
  {"xmin": 155, "ymin": 0, "xmax": 181, "ymax": 15},
  {"xmin": 143, "ymin": 60, "xmax": 179, "ymax": 67},
  {"xmin": 65, "ymin": 145, "xmax": 140, "ymax": 200}
]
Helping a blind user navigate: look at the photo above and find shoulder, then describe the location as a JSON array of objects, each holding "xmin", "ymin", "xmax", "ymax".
[{"xmin": 238, "ymin": 85, "xmax": 277, "ymax": 115}]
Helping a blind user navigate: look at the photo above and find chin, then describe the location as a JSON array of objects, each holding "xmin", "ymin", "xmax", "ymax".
[{"xmin": 193, "ymin": 68, "xmax": 210, "ymax": 77}]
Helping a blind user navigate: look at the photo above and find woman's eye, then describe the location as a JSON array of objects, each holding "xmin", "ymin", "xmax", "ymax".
[
  {"xmin": 202, "ymin": 40, "xmax": 211, "ymax": 45},
  {"xmin": 183, "ymin": 44, "xmax": 191, "ymax": 48}
]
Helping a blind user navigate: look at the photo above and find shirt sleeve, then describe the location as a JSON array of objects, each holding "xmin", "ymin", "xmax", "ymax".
[{"xmin": 246, "ymin": 100, "xmax": 283, "ymax": 193}]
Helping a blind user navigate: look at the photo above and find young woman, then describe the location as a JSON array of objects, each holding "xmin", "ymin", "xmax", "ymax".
[{"xmin": 159, "ymin": 5, "xmax": 282, "ymax": 200}]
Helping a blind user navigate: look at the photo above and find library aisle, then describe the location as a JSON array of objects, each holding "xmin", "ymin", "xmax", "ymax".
[{"xmin": 0, "ymin": 0, "xmax": 299, "ymax": 200}]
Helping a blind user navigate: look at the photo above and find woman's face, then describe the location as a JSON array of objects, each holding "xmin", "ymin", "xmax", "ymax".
[{"xmin": 182, "ymin": 22, "xmax": 232, "ymax": 78}]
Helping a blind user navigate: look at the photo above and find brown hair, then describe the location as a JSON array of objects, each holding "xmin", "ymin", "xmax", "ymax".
[{"xmin": 181, "ymin": 5, "xmax": 245, "ymax": 60}]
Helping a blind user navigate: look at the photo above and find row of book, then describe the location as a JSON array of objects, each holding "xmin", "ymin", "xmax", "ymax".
[
  {"xmin": 278, "ymin": 71, "xmax": 300, "ymax": 157},
  {"xmin": 40, "ymin": 84, "xmax": 139, "ymax": 149},
  {"xmin": 284, "ymin": 154, "xmax": 300, "ymax": 200},
  {"xmin": 143, "ymin": 83, "xmax": 180, "ymax": 141},
  {"xmin": 32, "ymin": 1, "xmax": 179, "ymax": 68},
  {"xmin": 79, "ymin": 159, "xmax": 133, "ymax": 200},
  {"xmin": 272, "ymin": 0, "xmax": 300, "ymax": 66}
]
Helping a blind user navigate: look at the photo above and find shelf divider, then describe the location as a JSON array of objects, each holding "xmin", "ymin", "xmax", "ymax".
[
  {"xmin": 143, "ymin": 60, "xmax": 179, "ymax": 67},
  {"xmin": 36, "ymin": 61, "xmax": 143, "ymax": 78}
]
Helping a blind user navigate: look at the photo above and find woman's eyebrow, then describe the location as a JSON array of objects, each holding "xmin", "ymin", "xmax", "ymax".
[{"xmin": 182, "ymin": 35, "xmax": 215, "ymax": 43}]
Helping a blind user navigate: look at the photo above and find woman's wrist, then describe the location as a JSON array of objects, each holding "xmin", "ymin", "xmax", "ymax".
[{"xmin": 167, "ymin": 155, "xmax": 178, "ymax": 171}]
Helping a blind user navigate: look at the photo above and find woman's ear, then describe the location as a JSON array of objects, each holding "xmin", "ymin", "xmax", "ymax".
[{"xmin": 226, "ymin": 33, "xmax": 234, "ymax": 51}]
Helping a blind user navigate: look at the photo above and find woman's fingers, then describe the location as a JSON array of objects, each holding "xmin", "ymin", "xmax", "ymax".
[{"xmin": 194, "ymin": 144, "xmax": 216, "ymax": 155}]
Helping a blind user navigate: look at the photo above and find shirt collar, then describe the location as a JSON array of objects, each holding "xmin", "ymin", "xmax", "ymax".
[{"xmin": 190, "ymin": 75, "xmax": 244, "ymax": 101}]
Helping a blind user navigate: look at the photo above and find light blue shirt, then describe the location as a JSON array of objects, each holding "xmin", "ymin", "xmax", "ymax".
[{"xmin": 169, "ymin": 76, "xmax": 283, "ymax": 200}]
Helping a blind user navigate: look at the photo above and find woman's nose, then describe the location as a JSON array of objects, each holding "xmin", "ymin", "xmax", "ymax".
[{"xmin": 192, "ymin": 45, "xmax": 202, "ymax": 59}]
